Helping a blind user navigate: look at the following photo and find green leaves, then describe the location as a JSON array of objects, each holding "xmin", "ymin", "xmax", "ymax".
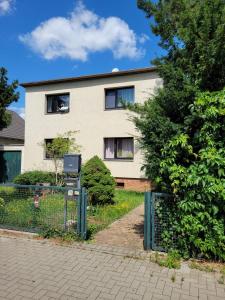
[
  {"xmin": 41, "ymin": 131, "xmax": 81, "ymax": 184},
  {"xmin": 0, "ymin": 67, "xmax": 19, "ymax": 130},
  {"xmin": 134, "ymin": 0, "xmax": 225, "ymax": 183},
  {"xmin": 81, "ymin": 156, "xmax": 115, "ymax": 205},
  {"xmin": 158, "ymin": 90, "xmax": 225, "ymax": 260},
  {"xmin": 135, "ymin": 1, "xmax": 225, "ymax": 260}
]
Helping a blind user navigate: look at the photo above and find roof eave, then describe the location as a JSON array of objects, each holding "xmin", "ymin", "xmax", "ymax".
[{"xmin": 20, "ymin": 67, "xmax": 157, "ymax": 88}]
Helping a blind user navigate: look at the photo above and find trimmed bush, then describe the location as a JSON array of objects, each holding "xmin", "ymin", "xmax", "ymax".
[
  {"xmin": 13, "ymin": 171, "xmax": 55, "ymax": 185},
  {"xmin": 81, "ymin": 156, "xmax": 115, "ymax": 205}
]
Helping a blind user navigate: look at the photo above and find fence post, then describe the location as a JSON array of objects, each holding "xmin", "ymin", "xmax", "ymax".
[
  {"xmin": 144, "ymin": 191, "xmax": 152, "ymax": 250},
  {"xmin": 80, "ymin": 187, "xmax": 87, "ymax": 240},
  {"xmin": 63, "ymin": 195, "xmax": 68, "ymax": 231},
  {"xmin": 77, "ymin": 189, "xmax": 81, "ymax": 235}
]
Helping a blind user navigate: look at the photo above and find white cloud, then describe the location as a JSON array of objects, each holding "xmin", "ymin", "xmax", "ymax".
[
  {"xmin": 139, "ymin": 33, "xmax": 150, "ymax": 44},
  {"xmin": 0, "ymin": 0, "xmax": 13, "ymax": 15},
  {"xmin": 10, "ymin": 107, "xmax": 25, "ymax": 119},
  {"xmin": 19, "ymin": 2, "xmax": 146, "ymax": 61}
]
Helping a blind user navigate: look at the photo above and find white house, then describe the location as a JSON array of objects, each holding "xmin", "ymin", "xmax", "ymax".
[{"xmin": 21, "ymin": 67, "xmax": 161, "ymax": 191}]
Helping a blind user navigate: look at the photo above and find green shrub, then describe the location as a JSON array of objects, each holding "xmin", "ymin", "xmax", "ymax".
[
  {"xmin": 0, "ymin": 186, "xmax": 16, "ymax": 203},
  {"xmin": 0, "ymin": 197, "xmax": 5, "ymax": 213},
  {"xmin": 0, "ymin": 186, "xmax": 15, "ymax": 195},
  {"xmin": 81, "ymin": 156, "xmax": 115, "ymax": 205},
  {"xmin": 13, "ymin": 171, "xmax": 55, "ymax": 185},
  {"xmin": 158, "ymin": 90, "xmax": 225, "ymax": 260},
  {"xmin": 39, "ymin": 226, "xmax": 81, "ymax": 242}
]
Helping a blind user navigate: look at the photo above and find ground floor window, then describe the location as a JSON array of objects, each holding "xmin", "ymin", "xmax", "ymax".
[
  {"xmin": 104, "ymin": 137, "xmax": 134, "ymax": 160},
  {"xmin": 44, "ymin": 138, "xmax": 66, "ymax": 159}
]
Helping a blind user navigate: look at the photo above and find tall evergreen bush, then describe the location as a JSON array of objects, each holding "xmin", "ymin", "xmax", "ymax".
[{"xmin": 81, "ymin": 156, "xmax": 115, "ymax": 205}]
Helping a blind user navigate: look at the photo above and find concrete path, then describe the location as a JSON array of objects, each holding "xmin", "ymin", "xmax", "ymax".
[
  {"xmin": 0, "ymin": 236, "xmax": 224, "ymax": 300},
  {"xmin": 94, "ymin": 204, "xmax": 144, "ymax": 250}
]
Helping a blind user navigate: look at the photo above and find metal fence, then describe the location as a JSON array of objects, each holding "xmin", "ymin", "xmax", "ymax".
[
  {"xmin": 144, "ymin": 191, "xmax": 173, "ymax": 251},
  {"xmin": 0, "ymin": 184, "xmax": 87, "ymax": 238}
]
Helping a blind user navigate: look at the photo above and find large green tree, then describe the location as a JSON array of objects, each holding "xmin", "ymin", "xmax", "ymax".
[
  {"xmin": 159, "ymin": 89, "xmax": 225, "ymax": 259},
  {"xmin": 134, "ymin": 0, "xmax": 225, "ymax": 182},
  {"xmin": 133, "ymin": 1, "xmax": 225, "ymax": 259},
  {"xmin": 0, "ymin": 67, "xmax": 19, "ymax": 130}
]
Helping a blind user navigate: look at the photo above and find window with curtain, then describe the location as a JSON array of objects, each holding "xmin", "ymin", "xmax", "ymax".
[
  {"xmin": 104, "ymin": 138, "xmax": 134, "ymax": 159},
  {"xmin": 105, "ymin": 87, "xmax": 134, "ymax": 109},
  {"xmin": 46, "ymin": 94, "xmax": 70, "ymax": 113}
]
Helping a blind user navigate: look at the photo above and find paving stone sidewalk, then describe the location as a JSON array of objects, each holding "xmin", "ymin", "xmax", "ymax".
[
  {"xmin": 94, "ymin": 204, "xmax": 144, "ymax": 250},
  {"xmin": 0, "ymin": 236, "xmax": 225, "ymax": 300}
]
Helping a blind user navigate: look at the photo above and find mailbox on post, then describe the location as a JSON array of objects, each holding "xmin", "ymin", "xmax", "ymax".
[
  {"xmin": 63, "ymin": 154, "xmax": 82, "ymax": 191},
  {"xmin": 64, "ymin": 154, "xmax": 81, "ymax": 174}
]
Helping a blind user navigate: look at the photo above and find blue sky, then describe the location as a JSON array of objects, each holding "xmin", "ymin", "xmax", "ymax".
[{"xmin": 0, "ymin": 0, "xmax": 162, "ymax": 117}]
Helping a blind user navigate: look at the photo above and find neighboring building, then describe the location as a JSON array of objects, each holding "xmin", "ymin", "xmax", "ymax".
[
  {"xmin": 21, "ymin": 67, "xmax": 161, "ymax": 191},
  {"xmin": 0, "ymin": 110, "xmax": 24, "ymax": 182}
]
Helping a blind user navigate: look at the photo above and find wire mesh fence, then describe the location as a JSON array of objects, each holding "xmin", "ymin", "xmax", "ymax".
[
  {"xmin": 144, "ymin": 192, "xmax": 174, "ymax": 251},
  {"xmin": 0, "ymin": 184, "xmax": 80, "ymax": 233}
]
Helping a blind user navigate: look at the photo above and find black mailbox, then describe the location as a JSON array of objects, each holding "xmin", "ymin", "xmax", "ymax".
[{"xmin": 64, "ymin": 154, "xmax": 81, "ymax": 174}]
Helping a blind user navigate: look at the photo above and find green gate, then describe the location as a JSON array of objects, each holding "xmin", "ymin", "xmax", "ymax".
[
  {"xmin": 144, "ymin": 192, "xmax": 173, "ymax": 251},
  {"xmin": 0, "ymin": 151, "xmax": 21, "ymax": 183}
]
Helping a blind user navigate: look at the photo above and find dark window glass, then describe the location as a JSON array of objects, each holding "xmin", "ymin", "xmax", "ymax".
[
  {"xmin": 45, "ymin": 139, "xmax": 53, "ymax": 159},
  {"xmin": 44, "ymin": 138, "xmax": 67, "ymax": 159},
  {"xmin": 47, "ymin": 94, "xmax": 69, "ymax": 113},
  {"xmin": 105, "ymin": 87, "xmax": 134, "ymax": 109},
  {"xmin": 104, "ymin": 138, "xmax": 134, "ymax": 159}
]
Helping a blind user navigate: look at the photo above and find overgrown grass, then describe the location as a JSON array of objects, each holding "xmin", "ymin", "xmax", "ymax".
[
  {"xmin": 150, "ymin": 250, "xmax": 181, "ymax": 269},
  {"xmin": 0, "ymin": 191, "xmax": 76, "ymax": 231},
  {"xmin": 87, "ymin": 190, "xmax": 144, "ymax": 234},
  {"xmin": 0, "ymin": 187, "xmax": 143, "ymax": 238}
]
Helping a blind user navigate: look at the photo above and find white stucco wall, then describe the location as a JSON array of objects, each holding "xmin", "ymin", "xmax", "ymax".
[{"xmin": 24, "ymin": 71, "xmax": 161, "ymax": 178}]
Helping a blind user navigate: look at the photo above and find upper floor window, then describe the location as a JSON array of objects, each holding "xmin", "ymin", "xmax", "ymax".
[
  {"xmin": 105, "ymin": 87, "xmax": 134, "ymax": 109},
  {"xmin": 104, "ymin": 137, "xmax": 134, "ymax": 160},
  {"xmin": 46, "ymin": 93, "xmax": 69, "ymax": 113}
]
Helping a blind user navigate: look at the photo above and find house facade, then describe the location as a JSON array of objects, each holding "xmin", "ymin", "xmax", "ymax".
[
  {"xmin": 0, "ymin": 110, "xmax": 25, "ymax": 182},
  {"xmin": 22, "ymin": 67, "xmax": 161, "ymax": 191}
]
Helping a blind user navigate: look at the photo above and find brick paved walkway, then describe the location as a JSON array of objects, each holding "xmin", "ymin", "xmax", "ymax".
[
  {"xmin": 0, "ymin": 236, "xmax": 225, "ymax": 300},
  {"xmin": 94, "ymin": 204, "xmax": 144, "ymax": 250}
]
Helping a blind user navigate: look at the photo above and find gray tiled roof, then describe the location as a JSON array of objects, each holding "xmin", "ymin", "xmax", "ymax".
[{"xmin": 0, "ymin": 110, "xmax": 24, "ymax": 141}]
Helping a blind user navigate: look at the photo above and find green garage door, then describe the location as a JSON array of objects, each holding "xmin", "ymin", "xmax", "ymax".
[{"xmin": 0, "ymin": 151, "xmax": 21, "ymax": 183}]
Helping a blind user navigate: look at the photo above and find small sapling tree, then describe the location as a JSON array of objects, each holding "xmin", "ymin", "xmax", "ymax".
[{"xmin": 42, "ymin": 131, "xmax": 81, "ymax": 185}]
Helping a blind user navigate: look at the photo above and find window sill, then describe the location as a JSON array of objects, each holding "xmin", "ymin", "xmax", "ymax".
[
  {"xmin": 44, "ymin": 158, "xmax": 63, "ymax": 160},
  {"xmin": 104, "ymin": 158, "xmax": 134, "ymax": 162},
  {"xmin": 45, "ymin": 111, "xmax": 70, "ymax": 115},
  {"xmin": 104, "ymin": 107, "xmax": 126, "ymax": 111}
]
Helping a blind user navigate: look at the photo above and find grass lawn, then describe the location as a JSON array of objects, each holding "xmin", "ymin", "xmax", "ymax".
[
  {"xmin": 0, "ymin": 186, "xmax": 143, "ymax": 236},
  {"xmin": 0, "ymin": 187, "xmax": 76, "ymax": 231},
  {"xmin": 87, "ymin": 190, "xmax": 143, "ymax": 233}
]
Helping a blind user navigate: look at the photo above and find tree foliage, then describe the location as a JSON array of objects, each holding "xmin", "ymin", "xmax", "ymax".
[
  {"xmin": 42, "ymin": 131, "xmax": 80, "ymax": 184},
  {"xmin": 159, "ymin": 90, "xmax": 225, "ymax": 259},
  {"xmin": 0, "ymin": 67, "xmax": 19, "ymax": 130},
  {"xmin": 81, "ymin": 156, "xmax": 115, "ymax": 205},
  {"xmin": 134, "ymin": 0, "xmax": 225, "ymax": 259},
  {"xmin": 135, "ymin": 0, "xmax": 225, "ymax": 181}
]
